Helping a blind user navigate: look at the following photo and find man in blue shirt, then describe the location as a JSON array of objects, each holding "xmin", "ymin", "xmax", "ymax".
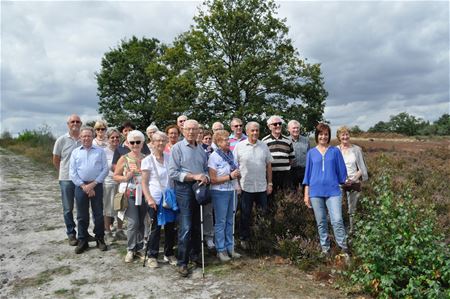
[
  {"xmin": 169, "ymin": 119, "xmax": 209, "ymax": 277},
  {"xmin": 70, "ymin": 127, "xmax": 109, "ymax": 254}
]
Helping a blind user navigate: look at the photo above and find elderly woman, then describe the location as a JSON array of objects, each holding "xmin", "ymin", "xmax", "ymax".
[
  {"xmin": 164, "ymin": 125, "xmax": 180, "ymax": 154},
  {"xmin": 146, "ymin": 124, "xmax": 159, "ymax": 147},
  {"xmin": 113, "ymin": 130, "xmax": 148, "ymax": 263},
  {"xmin": 93, "ymin": 120, "xmax": 108, "ymax": 148},
  {"xmin": 208, "ymin": 130, "xmax": 241, "ymax": 262},
  {"xmin": 103, "ymin": 128, "xmax": 126, "ymax": 240},
  {"xmin": 303, "ymin": 123, "xmax": 348, "ymax": 256},
  {"xmin": 336, "ymin": 126, "xmax": 368, "ymax": 234},
  {"xmin": 141, "ymin": 131, "xmax": 177, "ymax": 268}
]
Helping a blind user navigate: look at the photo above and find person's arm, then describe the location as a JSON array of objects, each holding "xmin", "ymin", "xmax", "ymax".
[
  {"xmin": 303, "ymin": 150, "xmax": 312, "ymax": 208},
  {"xmin": 141, "ymin": 170, "xmax": 157, "ymax": 210},
  {"xmin": 69, "ymin": 150, "xmax": 83, "ymax": 187},
  {"xmin": 304, "ymin": 185, "xmax": 311, "ymax": 208},
  {"xmin": 52, "ymin": 155, "xmax": 61, "ymax": 170},
  {"xmin": 355, "ymin": 147, "xmax": 369, "ymax": 181},
  {"xmin": 336, "ymin": 149, "xmax": 348, "ymax": 184},
  {"xmin": 266, "ymin": 163, "xmax": 273, "ymax": 195},
  {"xmin": 95, "ymin": 150, "xmax": 109, "ymax": 184}
]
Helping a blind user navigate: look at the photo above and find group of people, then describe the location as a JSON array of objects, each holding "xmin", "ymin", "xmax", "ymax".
[{"xmin": 52, "ymin": 113, "xmax": 368, "ymax": 277}]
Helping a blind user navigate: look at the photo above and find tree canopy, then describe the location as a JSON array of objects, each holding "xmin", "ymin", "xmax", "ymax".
[{"xmin": 96, "ymin": 0, "xmax": 327, "ymax": 132}]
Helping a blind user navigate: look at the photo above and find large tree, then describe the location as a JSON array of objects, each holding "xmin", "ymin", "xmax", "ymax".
[{"xmin": 166, "ymin": 0, "xmax": 327, "ymax": 132}]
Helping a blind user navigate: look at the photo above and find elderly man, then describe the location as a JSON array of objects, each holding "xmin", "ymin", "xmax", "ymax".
[
  {"xmin": 70, "ymin": 127, "xmax": 109, "ymax": 254},
  {"xmin": 234, "ymin": 122, "xmax": 273, "ymax": 250},
  {"xmin": 169, "ymin": 119, "xmax": 209, "ymax": 277},
  {"xmin": 53, "ymin": 114, "xmax": 82, "ymax": 246},
  {"xmin": 177, "ymin": 115, "xmax": 188, "ymax": 141},
  {"xmin": 287, "ymin": 120, "xmax": 310, "ymax": 193},
  {"xmin": 229, "ymin": 118, "xmax": 247, "ymax": 151},
  {"xmin": 262, "ymin": 115, "xmax": 295, "ymax": 201}
]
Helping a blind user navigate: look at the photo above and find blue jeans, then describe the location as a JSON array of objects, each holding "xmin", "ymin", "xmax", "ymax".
[
  {"xmin": 147, "ymin": 206, "xmax": 176, "ymax": 258},
  {"xmin": 59, "ymin": 180, "xmax": 76, "ymax": 236},
  {"xmin": 175, "ymin": 181, "xmax": 201, "ymax": 266},
  {"xmin": 239, "ymin": 191, "xmax": 267, "ymax": 241},
  {"xmin": 75, "ymin": 184, "xmax": 104, "ymax": 241},
  {"xmin": 211, "ymin": 190, "xmax": 235, "ymax": 253},
  {"xmin": 310, "ymin": 196, "xmax": 348, "ymax": 252}
]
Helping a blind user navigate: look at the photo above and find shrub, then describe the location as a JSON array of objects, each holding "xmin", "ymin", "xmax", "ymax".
[{"xmin": 349, "ymin": 169, "xmax": 449, "ymax": 298}]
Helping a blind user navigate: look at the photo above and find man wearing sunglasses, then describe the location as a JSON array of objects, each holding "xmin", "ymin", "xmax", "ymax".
[
  {"xmin": 229, "ymin": 118, "xmax": 247, "ymax": 151},
  {"xmin": 262, "ymin": 115, "xmax": 295, "ymax": 207},
  {"xmin": 53, "ymin": 114, "xmax": 82, "ymax": 246}
]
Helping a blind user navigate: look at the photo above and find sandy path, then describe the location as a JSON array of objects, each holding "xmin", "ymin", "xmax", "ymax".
[{"xmin": 0, "ymin": 148, "xmax": 346, "ymax": 299}]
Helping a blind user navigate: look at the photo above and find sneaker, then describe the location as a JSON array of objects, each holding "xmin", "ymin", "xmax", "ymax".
[
  {"xmin": 68, "ymin": 234, "xmax": 78, "ymax": 246},
  {"xmin": 75, "ymin": 240, "xmax": 88, "ymax": 254},
  {"xmin": 217, "ymin": 251, "xmax": 231, "ymax": 263},
  {"xmin": 115, "ymin": 230, "xmax": 127, "ymax": 241},
  {"xmin": 125, "ymin": 251, "xmax": 134, "ymax": 263},
  {"xmin": 206, "ymin": 239, "xmax": 215, "ymax": 250},
  {"xmin": 147, "ymin": 257, "xmax": 159, "ymax": 269},
  {"xmin": 135, "ymin": 250, "xmax": 146, "ymax": 260},
  {"xmin": 163, "ymin": 255, "xmax": 178, "ymax": 266},
  {"xmin": 96, "ymin": 238, "xmax": 107, "ymax": 251},
  {"xmin": 87, "ymin": 234, "xmax": 96, "ymax": 242},
  {"xmin": 240, "ymin": 240, "xmax": 249, "ymax": 250},
  {"xmin": 178, "ymin": 265, "xmax": 189, "ymax": 278},
  {"xmin": 228, "ymin": 250, "xmax": 241, "ymax": 259}
]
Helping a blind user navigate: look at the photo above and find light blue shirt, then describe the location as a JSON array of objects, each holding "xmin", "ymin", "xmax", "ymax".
[
  {"xmin": 168, "ymin": 139, "xmax": 209, "ymax": 182},
  {"xmin": 69, "ymin": 145, "xmax": 109, "ymax": 186}
]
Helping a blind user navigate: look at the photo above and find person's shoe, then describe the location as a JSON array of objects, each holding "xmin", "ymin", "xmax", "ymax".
[
  {"xmin": 68, "ymin": 234, "xmax": 78, "ymax": 246},
  {"xmin": 115, "ymin": 230, "xmax": 127, "ymax": 241},
  {"xmin": 96, "ymin": 237, "xmax": 107, "ymax": 251},
  {"xmin": 147, "ymin": 257, "xmax": 159, "ymax": 269},
  {"xmin": 217, "ymin": 251, "xmax": 231, "ymax": 263},
  {"xmin": 228, "ymin": 249, "xmax": 241, "ymax": 259},
  {"xmin": 75, "ymin": 240, "xmax": 88, "ymax": 254},
  {"xmin": 206, "ymin": 239, "xmax": 215, "ymax": 250},
  {"xmin": 178, "ymin": 265, "xmax": 189, "ymax": 278},
  {"xmin": 240, "ymin": 240, "xmax": 249, "ymax": 250},
  {"xmin": 87, "ymin": 234, "xmax": 96, "ymax": 242},
  {"xmin": 163, "ymin": 255, "xmax": 178, "ymax": 266},
  {"xmin": 105, "ymin": 231, "xmax": 113, "ymax": 242},
  {"xmin": 134, "ymin": 250, "xmax": 146, "ymax": 260},
  {"xmin": 124, "ymin": 251, "xmax": 134, "ymax": 263}
]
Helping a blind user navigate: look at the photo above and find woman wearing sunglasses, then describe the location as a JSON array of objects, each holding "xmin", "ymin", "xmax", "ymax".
[
  {"xmin": 93, "ymin": 120, "xmax": 108, "ymax": 148},
  {"xmin": 113, "ymin": 130, "xmax": 148, "ymax": 263}
]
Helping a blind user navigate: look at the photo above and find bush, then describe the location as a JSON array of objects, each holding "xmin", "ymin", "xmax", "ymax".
[{"xmin": 349, "ymin": 168, "xmax": 449, "ymax": 298}]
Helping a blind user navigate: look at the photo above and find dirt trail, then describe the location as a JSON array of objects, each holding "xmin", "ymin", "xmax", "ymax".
[{"xmin": 0, "ymin": 147, "xmax": 346, "ymax": 299}]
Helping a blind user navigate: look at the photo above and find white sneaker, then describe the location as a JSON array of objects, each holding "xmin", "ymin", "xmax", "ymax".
[
  {"xmin": 206, "ymin": 239, "xmax": 215, "ymax": 249},
  {"xmin": 124, "ymin": 251, "xmax": 134, "ymax": 263},
  {"xmin": 228, "ymin": 250, "xmax": 241, "ymax": 259},
  {"xmin": 163, "ymin": 255, "xmax": 178, "ymax": 266},
  {"xmin": 147, "ymin": 257, "xmax": 159, "ymax": 268},
  {"xmin": 217, "ymin": 251, "xmax": 231, "ymax": 262}
]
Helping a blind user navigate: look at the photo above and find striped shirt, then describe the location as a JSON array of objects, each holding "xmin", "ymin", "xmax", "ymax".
[{"xmin": 262, "ymin": 134, "xmax": 294, "ymax": 172}]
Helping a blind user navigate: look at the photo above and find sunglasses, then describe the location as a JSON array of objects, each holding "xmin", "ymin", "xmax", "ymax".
[
  {"xmin": 129, "ymin": 140, "xmax": 142, "ymax": 145},
  {"xmin": 96, "ymin": 128, "xmax": 106, "ymax": 131},
  {"xmin": 70, "ymin": 120, "xmax": 81, "ymax": 124},
  {"xmin": 233, "ymin": 124, "xmax": 243, "ymax": 128},
  {"xmin": 271, "ymin": 122, "xmax": 282, "ymax": 127}
]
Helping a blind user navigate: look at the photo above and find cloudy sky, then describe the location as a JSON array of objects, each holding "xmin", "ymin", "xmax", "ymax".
[{"xmin": 1, "ymin": 0, "xmax": 449, "ymax": 136}]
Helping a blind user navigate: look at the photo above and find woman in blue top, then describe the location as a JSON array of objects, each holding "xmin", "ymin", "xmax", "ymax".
[{"xmin": 303, "ymin": 123, "xmax": 348, "ymax": 255}]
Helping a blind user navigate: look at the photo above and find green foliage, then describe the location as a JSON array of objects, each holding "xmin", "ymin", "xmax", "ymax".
[
  {"xmin": 174, "ymin": 0, "xmax": 326, "ymax": 132},
  {"xmin": 16, "ymin": 125, "xmax": 55, "ymax": 147},
  {"xmin": 369, "ymin": 112, "xmax": 449, "ymax": 136},
  {"xmin": 350, "ymin": 125, "xmax": 364, "ymax": 135},
  {"xmin": 349, "ymin": 166, "xmax": 449, "ymax": 298}
]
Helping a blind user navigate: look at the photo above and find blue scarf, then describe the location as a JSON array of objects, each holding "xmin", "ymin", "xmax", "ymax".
[{"xmin": 215, "ymin": 148, "xmax": 237, "ymax": 172}]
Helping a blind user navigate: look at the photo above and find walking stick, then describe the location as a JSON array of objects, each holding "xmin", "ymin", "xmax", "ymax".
[
  {"xmin": 143, "ymin": 213, "xmax": 153, "ymax": 267},
  {"xmin": 200, "ymin": 204, "xmax": 205, "ymax": 278},
  {"xmin": 232, "ymin": 189, "xmax": 236, "ymax": 246}
]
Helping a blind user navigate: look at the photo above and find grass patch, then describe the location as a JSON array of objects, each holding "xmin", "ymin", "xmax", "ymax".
[
  {"xmin": 71, "ymin": 279, "xmax": 88, "ymax": 286},
  {"xmin": 54, "ymin": 287, "xmax": 79, "ymax": 298},
  {"xmin": 13, "ymin": 266, "xmax": 72, "ymax": 291}
]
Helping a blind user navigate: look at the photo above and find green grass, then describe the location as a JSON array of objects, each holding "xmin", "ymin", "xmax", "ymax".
[{"xmin": 13, "ymin": 266, "xmax": 72, "ymax": 291}]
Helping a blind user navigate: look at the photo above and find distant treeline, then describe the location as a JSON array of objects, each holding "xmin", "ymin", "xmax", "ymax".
[{"xmin": 350, "ymin": 112, "xmax": 450, "ymax": 136}]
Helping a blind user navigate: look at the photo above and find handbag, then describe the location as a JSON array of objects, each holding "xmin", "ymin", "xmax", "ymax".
[
  {"xmin": 113, "ymin": 181, "xmax": 130, "ymax": 211},
  {"xmin": 342, "ymin": 181, "xmax": 362, "ymax": 192},
  {"xmin": 150, "ymin": 155, "xmax": 172, "ymax": 209}
]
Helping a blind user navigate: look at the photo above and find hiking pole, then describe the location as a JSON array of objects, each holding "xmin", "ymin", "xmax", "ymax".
[
  {"xmin": 200, "ymin": 204, "xmax": 205, "ymax": 278},
  {"xmin": 232, "ymin": 189, "xmax": 236, "ymax": 247},
  {"xmin": 143, "ymin": 213, "xmax": 153, "ymax": 267}
]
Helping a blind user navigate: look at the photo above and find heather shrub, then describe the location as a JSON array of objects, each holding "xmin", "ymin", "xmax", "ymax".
[{"xmin": 349, "ymin": 167, "xmax": 449, "ymax": 298}]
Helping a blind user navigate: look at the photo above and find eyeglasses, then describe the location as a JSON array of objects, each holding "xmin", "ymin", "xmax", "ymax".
[
  {"xmin": 233, "ymin": 124, "xmax": 243, "ymax": 128},
  {"xmin": 110, "ymin": 136, "xmax": 120, "ymax": 139},
  {"xmin": 271, "ymin": 122, "xmax": 282, "ymax": 127},
  {"xmin": 70, "ymin": 120, "xmax": 81, "ymax": 124},
  {"xmin": 178, "ymin": 120, "xmax": 186, "ymax": 123},
  {"xmin": 129, "ymin": 140, "xmax": 142, "ymax": 145},
  {"xmin": 96, "ymin": 128, "xmax": 106, "ymax": 131}
]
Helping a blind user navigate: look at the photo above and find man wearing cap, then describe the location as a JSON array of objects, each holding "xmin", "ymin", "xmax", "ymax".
[{"xmin": 168, "ymin": 119, "xmax": 209, "ymax": 277}]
